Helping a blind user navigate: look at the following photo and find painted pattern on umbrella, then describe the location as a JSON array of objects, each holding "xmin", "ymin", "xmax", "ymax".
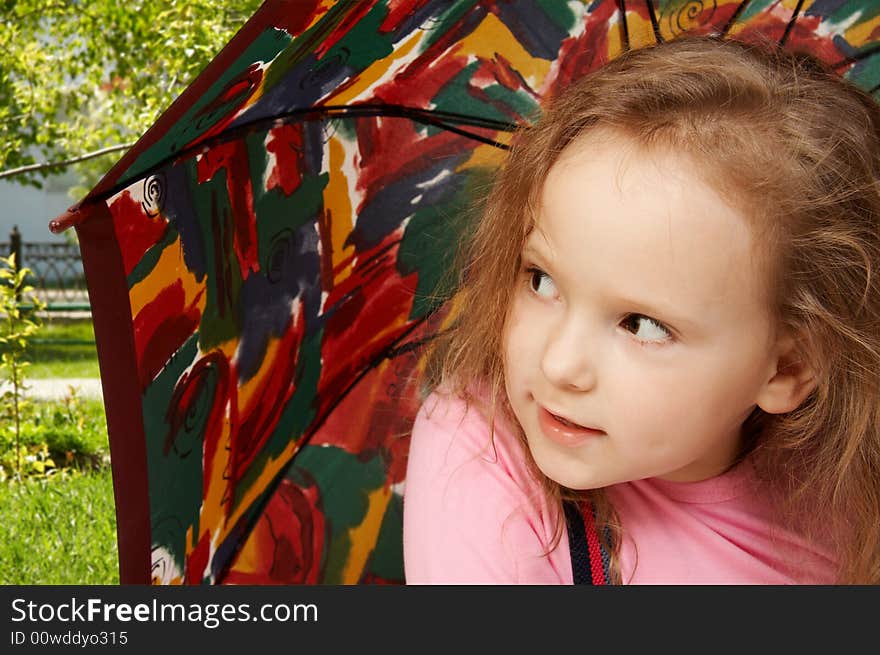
[{"xmin": 59, "ymin": 0, "xmax": 880, "ymax": 584}]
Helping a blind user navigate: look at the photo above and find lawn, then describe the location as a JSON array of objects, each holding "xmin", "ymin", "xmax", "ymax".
[
  {"xmin": 0, "ymin": 395, "xmax": 118, "ymax": 584},
  {"xmin": 25, "ymin": 317, "xmax": 100, "ymax": 378},
  {"xmin": 0, "ymin": 469, "xmax": 118, "ymax": 584}
]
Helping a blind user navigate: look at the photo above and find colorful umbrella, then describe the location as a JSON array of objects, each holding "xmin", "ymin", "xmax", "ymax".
[{"xmin": 51, "ymin": 0, "xmax": 880, "ymax": 584}]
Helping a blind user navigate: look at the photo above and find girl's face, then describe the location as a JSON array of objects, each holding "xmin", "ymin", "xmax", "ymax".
[{"xmin": 503, "ymin": 129, "xmax": 781, "ymax": 489}]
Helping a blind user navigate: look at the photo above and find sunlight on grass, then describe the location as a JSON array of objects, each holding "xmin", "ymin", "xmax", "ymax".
[
  {"xmin": 0, "ymin": 391, "xmax": 117, "ymax": 584},
  {"xmin": 0, "ymin": 470, "xmax": 118, "ymax": 584},
  {"xmin": 25, "ymin": 318, "xmax": 100, "ymax": 379}
]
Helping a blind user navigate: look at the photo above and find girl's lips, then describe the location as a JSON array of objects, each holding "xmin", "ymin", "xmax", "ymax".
[{"xmin": 537, "ymin": 406, "xmax": 605, "ymax": 448}]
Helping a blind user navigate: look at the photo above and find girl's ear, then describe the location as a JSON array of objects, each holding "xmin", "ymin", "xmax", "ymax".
[{"xmin": 756, "ymin": 333, "xmax": 817, "ymax": 415}]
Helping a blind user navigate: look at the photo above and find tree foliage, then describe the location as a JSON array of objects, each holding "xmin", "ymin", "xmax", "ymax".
[{"xmin": 0, "ymin": 0, "xmax": 263, "ymax": 195}]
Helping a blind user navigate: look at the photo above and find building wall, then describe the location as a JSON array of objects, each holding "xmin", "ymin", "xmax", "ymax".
[{"xmin": 0, "ymin": 179, "xmax": 76, "ymax": 244}]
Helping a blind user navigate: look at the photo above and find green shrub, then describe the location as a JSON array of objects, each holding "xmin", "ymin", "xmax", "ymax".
[{"xmin": 0, "ymin": 393, "xmax": 109, "ymax": 480}]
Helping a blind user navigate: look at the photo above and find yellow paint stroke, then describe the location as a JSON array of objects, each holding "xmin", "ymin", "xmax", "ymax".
[
  {"xmin": 129, "ymin": 235, "xmax": 206, "ymax": 320},
  {"xmin": 460, "ymin": 142, "xmax": 508, "ymax": 172},
  {"xmin": 200, "ymin": 412, "xmax": 234, "ymax": 534},
  {"xmin": 342, "ymin": 486, "xmax": 393, "ymax": 584},
  {"xmin": 846, "ymin": 11, "xmax": 880, "ymax": 47},
  {"xmin": 332, "ymin": 30, "xmax": 422, "ymax": 105},
  {"xmin": 222, "ymin": 438, "xmax": 302, "ymax": 533},
  {"xmin": 203, "ymin": 316, "xmax": 306, "ymax": 535},
  {"xmin": 458, "ymin": 13, "xmax": 551, "ymax": 86},
  {"xmin": 626, "ymin": 13, "xmax": 657, "ymax": 50},
  {"xmin": 237, "ymin": 332, "xmax": 285, "ymax": 410},
  {"xmin": 607, "ymin": 16, "xmax": 626, "ymax": 61},
  {"xmin": 323, "ymin": 137, "xmax": 356, "ymax": 288}
]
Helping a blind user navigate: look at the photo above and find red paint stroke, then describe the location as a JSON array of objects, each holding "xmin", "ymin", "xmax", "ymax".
[
  {"xmin": 317, "ymin": 235, "xmax": 418, "ymax": 403},
  {"xmin": 270, "ymin": 0, "xmax": 326, "ymax": 37},
  {"xmin": 741, "ymin": 14, "xmax": 838, "ymax": 65},
  {"xmin": 549, "ymin": 1, "xmax": 617, "ymax": 95},
  {"xmin": 197, "ymin": 140, "xmax": 260, "ymax": 280},
  {"xmin": 223, "ymin": 478, "xmax": 325, "ymax": 584},
  {"xmin": 493, "ymin": 52, "xmax": 535, "ymax": 95},
  {"xmin": 185, "ymin": 531, "xmax": 212, "ymax": 584},
  {"xmin": 355, "ymin": 116, "xmax": 480, "ymax": 198},
  {"xmin": 360, "ymin": 572, "xmax": 403, "ymax": 584},
  {"xmin": 133, "ymin": 280, "xmax": 204, "ymax": 390},
  {"xmin": 164, "ymin": 351, "xmax": 233, "ymax": 510},
  {"xmin": 229, "ymin": 304, "xmax": 306, "ymax": 494},
  {"xmin": 265, "ymin": 123, "xmax": 304, "ymax": 195},
  {"xmin": 370, "ymin": 43, "xmax": 465, "ymax": 108},
  {"xmin": 380, "ymin": 0, "xmax": 433, "ymax": 33},
  {"xmin": 108, "ymin": 190, "xmax": 169, "ymax": 278},
  {"xmin": 312, "ymin": 308, "xmax": 447, "ymax": 487}
]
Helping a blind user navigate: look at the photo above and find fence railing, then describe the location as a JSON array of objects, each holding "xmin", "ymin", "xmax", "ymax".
[{"xmin": 2, "ymin": 226, "xmax": 90, "ymax": 311}]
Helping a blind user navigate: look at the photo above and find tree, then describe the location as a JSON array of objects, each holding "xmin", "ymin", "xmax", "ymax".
[{"xmin": 0, "ymin": 0, "xmax": 263, "ymax": 197}]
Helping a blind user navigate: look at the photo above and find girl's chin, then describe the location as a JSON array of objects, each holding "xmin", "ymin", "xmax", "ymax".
[{"xmin": 527, "ymin": 442, "xmax": 607, "ymax": 490}]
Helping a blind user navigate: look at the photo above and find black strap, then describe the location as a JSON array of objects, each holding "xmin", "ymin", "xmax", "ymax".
[{"xmin": 563, "ymin": 500, "xmax": 595, "ymax": 585}]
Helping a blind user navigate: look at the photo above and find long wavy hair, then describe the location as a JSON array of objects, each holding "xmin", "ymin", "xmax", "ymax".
[{"xmin": 422, "ymin": 35, "xmax": 880, "ymax": 584}]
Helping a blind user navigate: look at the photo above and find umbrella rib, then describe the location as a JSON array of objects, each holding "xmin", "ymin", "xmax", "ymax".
[
  {"xmin": 617, "ymin": 0, "xmax": 631, "ymax": 52},
  {"xmin": 719, "ymin": 0, "xmax": 752, "ymax": 39},
  {"xmin": 96, "ymin": 104, "xmax": 517, "ymax": 206},
  {"xmin": 645, "ymin": 0, "xmax": 663, "ymax": 44},
  {"xmin": 831, "ymin": 43, "xmax": 880, "ymax": 70},
  {"xmin": 779, "ymin": 0, "xmax": 805, "ymax": 47}
]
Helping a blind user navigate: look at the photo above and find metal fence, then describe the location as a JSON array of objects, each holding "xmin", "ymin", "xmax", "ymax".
[{"xmin": 2, "ymin": 226, "xmax": 89, "ymax": 310}]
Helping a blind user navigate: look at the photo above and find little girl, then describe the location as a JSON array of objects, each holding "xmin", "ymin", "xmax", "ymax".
[{"xmin": 402, "ymin": 36, "xmax": 880, "ymax": 584}]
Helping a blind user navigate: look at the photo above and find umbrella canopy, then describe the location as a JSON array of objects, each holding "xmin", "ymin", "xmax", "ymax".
[{"xmin": 52, "ymin": 0, "xmax": 880, "ymax": 584}]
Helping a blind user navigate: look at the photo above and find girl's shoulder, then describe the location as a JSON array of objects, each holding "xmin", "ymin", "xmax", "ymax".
[
  {"xmin": 411, "ymin": 386, "xmax": 526, "ymax": 473},
  {"xmin": 403, "ymin": 387, "xmax": 570, "ymax": 583}
]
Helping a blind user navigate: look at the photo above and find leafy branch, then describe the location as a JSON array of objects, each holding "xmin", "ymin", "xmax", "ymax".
[{"xmin": 0, "ymin": 253, "xmax": 45, "ymax": 481}]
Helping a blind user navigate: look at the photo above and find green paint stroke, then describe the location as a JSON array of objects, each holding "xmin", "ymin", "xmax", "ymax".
[
  {"xmin": 363, "ymin": 491, "xmax": 405, "ymax": 582},
  {"xmin": 264, "ymin": 0, "xmax": 362, "ymax": 89},
  {"xmin": 421, "ymin": 0, "xmax": 481, "ymax": 52},
  {"xmin": 126, "ymin": 224, "xmax": 180, "ymax": 290},
  {"xmin": 190, "ymin": 165, "xmax": 243, "ymax": 350},
  {"xmin": 290, "ymin": 445, "xmax": 388, "ymax": 584},
  {"xmin": 431, "ymin": 60, "xmax": 524, "ymax": 125},
  {"xmin": 537, "ymin": 0, "xmax": 577, "ymax": 32},
  {"xmin": 398, "ymin": 165, "xmax": 492, "ymax": 320},
  {"xmin": 143, "ymin": 334, "xmax": 202, "ymax": 571}
]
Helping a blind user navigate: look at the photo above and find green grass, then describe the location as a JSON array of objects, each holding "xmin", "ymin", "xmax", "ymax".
[
  {"xmin": 0, "ymin": 469, "xmax": 119, "ymax": 584},
  {"xmin": 0, "ymin": 393, "xmax": 118, "ymax": 584},
  {"xmin": 25, "ymin": 318, "xmax": 100, "ymax": 379}
]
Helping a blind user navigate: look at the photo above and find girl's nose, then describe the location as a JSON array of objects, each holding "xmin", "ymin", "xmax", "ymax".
[{"xmin": 540, "ymin": 316, "xmax": 597, "ymax": 392}]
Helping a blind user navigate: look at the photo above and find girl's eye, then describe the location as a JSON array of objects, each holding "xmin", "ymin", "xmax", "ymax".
[
  {"xmin": 620, "ymin": 314, "xmax": 672, "ymax": 344},
  {"xmin": 526, "ymin": 267, "xmax": 557, "ymax": 299}
]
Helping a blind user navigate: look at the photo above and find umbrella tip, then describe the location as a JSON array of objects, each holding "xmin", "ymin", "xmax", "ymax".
[{"xmin": 49, "ymin": 205, "xmax": 87, "ymax": 234}]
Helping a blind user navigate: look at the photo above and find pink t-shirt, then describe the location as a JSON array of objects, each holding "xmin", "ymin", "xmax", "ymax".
[{"xmin": 403, "ymin": 390, "xmax": 837, "ymax": 584}]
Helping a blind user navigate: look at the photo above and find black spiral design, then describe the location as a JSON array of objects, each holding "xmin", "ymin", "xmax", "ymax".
[
  {"xmin": 164, "ymin": 354, "xmax": 225, "ymax": 459},
  {"xmin": 142, "ymin": 173, "xmax": 167, "ymax": 218},
  {"xmin": 668, "ymin": 0, "xmax": 717, "ymax": 37},
  {"xmin": 150, "ymin": 516, "xmax": 185, "ymax": 584}
]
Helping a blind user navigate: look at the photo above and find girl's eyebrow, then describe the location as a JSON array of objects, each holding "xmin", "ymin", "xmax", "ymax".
[{"xmin": 521, "ymin": 240, "xmax": 552, "ymax": 263}]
